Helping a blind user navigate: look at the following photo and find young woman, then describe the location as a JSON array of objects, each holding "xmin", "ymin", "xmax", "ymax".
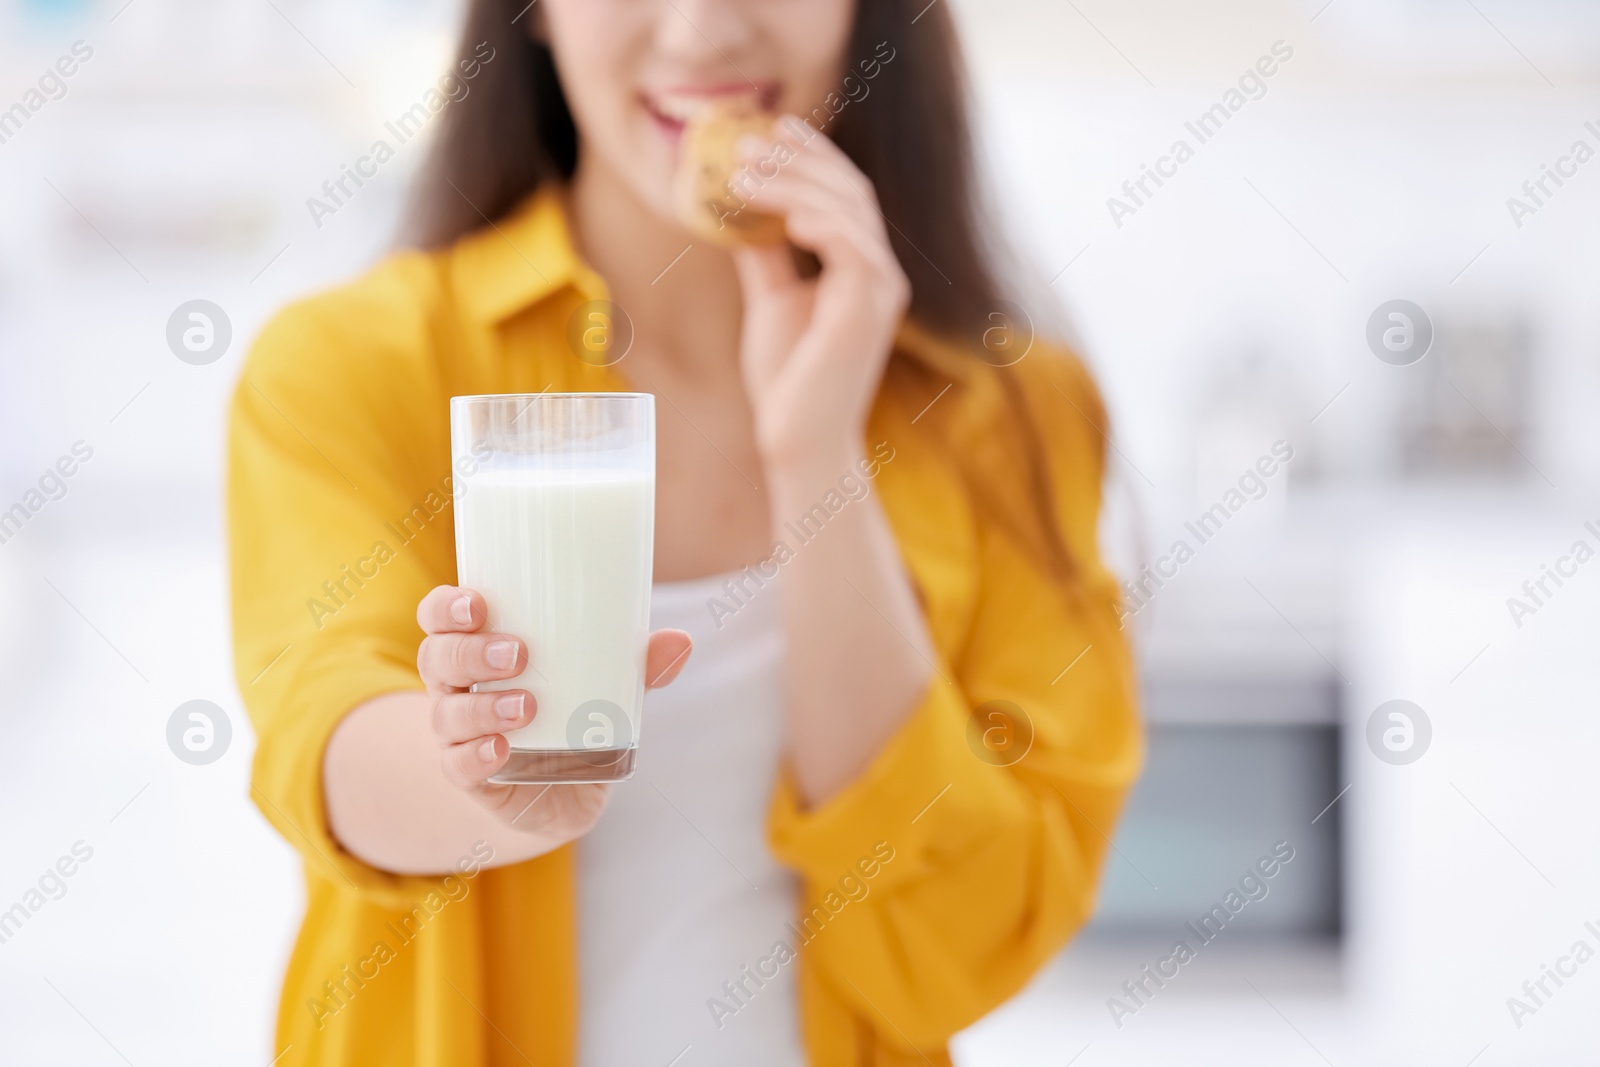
[{"xmin": 228, "ymin": 1, "xmax": 1141, "ymax": 1064}]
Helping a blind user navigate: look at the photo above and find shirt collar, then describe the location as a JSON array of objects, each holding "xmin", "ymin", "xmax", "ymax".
[{"xmin": 448, "ymin": 185, "xmax": 609, "ymax": 325}]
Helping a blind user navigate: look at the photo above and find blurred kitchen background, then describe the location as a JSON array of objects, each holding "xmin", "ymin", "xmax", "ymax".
[{"xmin": 3, "ymin": 0, "xmax": 1599, "ymax": 1063}]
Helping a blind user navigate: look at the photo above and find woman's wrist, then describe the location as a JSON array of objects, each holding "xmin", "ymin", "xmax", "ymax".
[{"xmin": 757, "ymin": 430, "xmax": 866, "ymax": 496}]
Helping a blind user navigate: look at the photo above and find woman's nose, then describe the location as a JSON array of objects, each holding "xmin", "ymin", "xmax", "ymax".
[{"xmin": 651, "ymin": 0, "xmax": 761, "ymax": 66}]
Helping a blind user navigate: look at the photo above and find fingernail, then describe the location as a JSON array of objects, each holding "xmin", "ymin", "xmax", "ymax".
[
  {"xmin": 485, "ymin": 641, "xmax": 517, "ymax": 670},
  {"xmin": 450, "ymin": 596, "xmax": 473, "ymax": 626},
  {"xmin": 495, "ymin": 693, "xmax": 525, "ymax": 722},
  {"xmin": 479, "ymin": 738, "xmax": 497, "ymax": 761}
]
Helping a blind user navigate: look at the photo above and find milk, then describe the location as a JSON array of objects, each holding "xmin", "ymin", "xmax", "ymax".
[{"xmin": 454, "ymin": 467, "xmax": 655, "ymax": 752}]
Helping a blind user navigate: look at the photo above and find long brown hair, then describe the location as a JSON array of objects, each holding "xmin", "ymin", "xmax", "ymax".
[{"xmin": 409, "ymin": 0, "xmax": 1078, "ymax": 585}]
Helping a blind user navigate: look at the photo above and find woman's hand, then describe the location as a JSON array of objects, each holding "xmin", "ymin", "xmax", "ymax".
[
  {"xmin": 731, "ymin": 117, "xmax": 911, "ymax": 467},
  {"xmin": 415, "ymin": 585, "xmax": 692, "ymax": 843}
]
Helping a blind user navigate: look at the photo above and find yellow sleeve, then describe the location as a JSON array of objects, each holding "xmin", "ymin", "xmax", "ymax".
[
  {"xmin": 227, "ymin": 263, "xmax": 457, "ymax": 906},
  {"xmin": 765, "ymin": 349, "xmax": 1143, "ymax": 1049}
]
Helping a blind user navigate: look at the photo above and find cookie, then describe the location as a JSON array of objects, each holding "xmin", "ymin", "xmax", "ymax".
[{"xmin": 673, "ymin": 102, "xmax": 787, "ymax": 246}]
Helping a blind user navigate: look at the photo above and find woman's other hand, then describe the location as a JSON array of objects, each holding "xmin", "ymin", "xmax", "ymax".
[{"xmin": 723, "ymin": 120, "xmax": 934, "ymax": 806}]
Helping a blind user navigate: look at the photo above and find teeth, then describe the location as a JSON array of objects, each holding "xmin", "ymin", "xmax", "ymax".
[
  {"xmin": 652, "ymin": 97, "xmax": 702, "ymax": 122},
  {"xmin": 651, "ymin": 90, "xmax": 762, "ymax": 122}
]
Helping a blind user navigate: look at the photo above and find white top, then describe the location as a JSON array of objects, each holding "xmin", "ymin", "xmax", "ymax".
[{"xmin": 577, "ymin": 570, "xmax": 805, "ymax": 1067}]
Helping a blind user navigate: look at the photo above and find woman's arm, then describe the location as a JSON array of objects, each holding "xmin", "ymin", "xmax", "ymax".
[
  {"xmin": 732, "ymin": 120, "xmax": 931, "ymax": 806},
  {"xmin": 759, "ymin": 449, "xmax": 933, "ymax": 805},
  {"xmin": 731, "ymin": 124, "xmax": 1142, "ymax": 1053},
  {"xmin": 763, "ymin": 352, "xmax": 1143, "ymax": 1052}
]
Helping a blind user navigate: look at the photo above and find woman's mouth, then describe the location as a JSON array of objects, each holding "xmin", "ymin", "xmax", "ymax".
[{"xmin": 642, "ymin": 82, "xmax": 782, "ymax": 151}]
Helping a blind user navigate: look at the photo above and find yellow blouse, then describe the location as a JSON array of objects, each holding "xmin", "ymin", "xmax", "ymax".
[{"xmin": 228, "ymin": 189, "xmax": 1142, "ymax": 1067}]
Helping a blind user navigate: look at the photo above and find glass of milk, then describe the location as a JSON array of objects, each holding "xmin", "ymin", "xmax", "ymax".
[{"xmin": 450, "ymin": 393, "xmax": 655, "ymax": 784}]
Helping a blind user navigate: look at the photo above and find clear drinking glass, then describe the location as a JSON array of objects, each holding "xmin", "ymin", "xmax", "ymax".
[{"xmin": 451, "ymin": 393, "xmax": 656, "ymax": 784}]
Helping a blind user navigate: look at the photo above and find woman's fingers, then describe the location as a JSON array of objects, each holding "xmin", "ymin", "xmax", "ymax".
[
  {"xmin": 738, "ymin": 163, "xmax": 897, "ymax": 279},
  {"xmin": 442, "ymin": 732, "xmax": 509, "ymax": 789},
  {"xmin": 417, "ymin": 631, "xmax": 527, "ymax": 692},
  {"xmin": 426, "ymin": 633, "xmax": 682, "ymax": 797},
  {"xmin": 748, "ymin": 187, "xmax": 880, "ymax": 276},
  {"xmin": 646, "ymin": 629, "xmax": 693, "ymax": 688},
  {"xmin": 417, "ymin": 585, "xmax": 486, "ymax": 634},
  {"xmin": 783, "ymin": 136, "xmax": 878, "ymax": 209},
  {"xmin": 741, "ymin": 164, "xmax": 873, "ymax": 235},
  {"xmin": 743, "ymin": 120, "xmax": 884, "ymax": 217},
  {"xmin": 430, "ymin": 690, "xmax": 535, "ymax": 744},
  {"xmin": 734, "ymin": 121, "xmax": 904, "ymax": 297}
]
